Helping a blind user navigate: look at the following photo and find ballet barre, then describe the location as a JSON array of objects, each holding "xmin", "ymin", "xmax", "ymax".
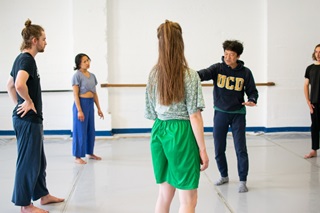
[{"xmin": 101, "ymin": 82, "xmax": 275, "ymax": 88}]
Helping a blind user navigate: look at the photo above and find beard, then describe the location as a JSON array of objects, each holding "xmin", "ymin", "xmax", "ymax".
[
  {"xmin": 37, "ymin": 44, "xmax": 45, "ymax": 53},
  {"xmin": 38, "ymin": 47, "xmax": 45, "ymax": 53}
]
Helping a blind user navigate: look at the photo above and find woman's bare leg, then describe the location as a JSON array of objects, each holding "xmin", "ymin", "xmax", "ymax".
[
  {"xmin": 155, "ymin": 182, "xmax": 176, "ymax": 213},
  {"xmin": 178, "ymin": 189, "xmax": 198, "ymax": 213}
]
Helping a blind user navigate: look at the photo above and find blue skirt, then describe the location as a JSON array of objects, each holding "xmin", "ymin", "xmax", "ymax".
[{"xmin": 72, "ymin": 97, "xmax": 95, "ymax": 157}]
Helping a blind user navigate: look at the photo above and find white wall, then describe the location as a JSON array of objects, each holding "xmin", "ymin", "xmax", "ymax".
[
  {"xmin": 266, "ymin": 0, "xmax": 319, "ymax": 128},
  {"xmin": 0, "ymin": 0, "xmax": 319, "ymax": 135},
  {"xmin": 0, "ymin": 0, "xmax": 110, "ymax": 134},
  {"xmin": 107, "ymin": 0, "xmax": 268, "ymax": 131},
  {"xmin": 72, "ymin": 0, "xmax": 110, "ymax": 131}
]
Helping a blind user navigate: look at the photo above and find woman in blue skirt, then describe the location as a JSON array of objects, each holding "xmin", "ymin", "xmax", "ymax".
[{"xmin": 72, "ymin": 53, "xmax": 104, "ymax": 164}]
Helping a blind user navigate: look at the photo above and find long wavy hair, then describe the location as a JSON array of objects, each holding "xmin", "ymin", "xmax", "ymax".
[
  {"xmin": 20, "ymin": 19, "xmax": 44, "ymax": 51},
  {"xmin": 153, "ymin": 20, "xmax": 188, "ymax": 106}
]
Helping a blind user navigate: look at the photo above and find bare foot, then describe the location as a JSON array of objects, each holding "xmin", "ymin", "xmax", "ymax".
[
  {"xmin": 21, "ymin": 203, "xmax": 48, "ymax": 213},
  {"xmin": 40, "ymin": 194, "xmax": 64, "ymax": 205},
  {"xmin": 304, "ymin": 150, "xmax": 317, "ymax": 159},
  {"xmin": 88, "ymin": 154, "xmax": 102, "ymax": 160},
  {"xmin": 75, "ymin": 158, "xmax": 87, "ymax": 164}
]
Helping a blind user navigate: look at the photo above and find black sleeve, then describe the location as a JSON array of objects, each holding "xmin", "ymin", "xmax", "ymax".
[
  {"xmin": 305, "ymin": 65, "xmax": 312, "ymax": 79},
  {"xmin": 197, "ymin": 63, "xmax": 219, "ymax": 82},
  {"xmin": 245, "ymin": 69, "xmax": 259, "ymax": 104},
  {"xmin": 21, "ymin": 57, "xmax": 36, "ymax": 79}
]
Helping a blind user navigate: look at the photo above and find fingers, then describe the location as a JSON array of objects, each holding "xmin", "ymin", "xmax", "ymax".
[
  {"xmin": 77, "ymin": 111, "xmax": 85, "ymax": 122},
  {"xmin": 78, "ymin": 114, "xmax": 84, "ymax": 122},
  {"xmin": 200, "ymin": 162, "xmax": 209, "ymax": 171},
  {"xmin": 199, "ymin": 151, "xmax": 209, "ymax": 171},
  {"xmin": 98, "ymin": 111, "xmax": 104, "ymax": 119},
  {"xmin": 242, "ymin": 101, "xmax": 256, "ymax": 107},
  {"xmin": 17, "ymin": 102, "xmax": 37, "ymax": 118}
]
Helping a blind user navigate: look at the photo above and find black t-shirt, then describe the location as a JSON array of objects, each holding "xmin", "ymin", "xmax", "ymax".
[{"xmin": 10, "ymin": 52, "xmax": 43, "ymax": 123}]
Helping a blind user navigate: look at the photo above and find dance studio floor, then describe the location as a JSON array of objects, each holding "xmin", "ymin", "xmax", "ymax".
[{"xmin": 1, "ymin": 132, "xmax": 320, "ymax": 213}]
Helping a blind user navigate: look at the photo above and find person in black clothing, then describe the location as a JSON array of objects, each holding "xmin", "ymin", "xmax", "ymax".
[
  {"xmin": 197, "ymin": 40, "xmax": 258, "ymax": 193},
  {"xmin": 7, "ymin": 19, "xmax": 64, "ymax": 213},
  {"xmin": 304, "ymin": 43, "xmax": 320, "ymax": 159}
]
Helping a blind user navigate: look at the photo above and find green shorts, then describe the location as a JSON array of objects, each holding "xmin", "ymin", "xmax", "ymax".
[{"xmin": 150, "ymin": 119, "xmax": 200, "ymax": 190}]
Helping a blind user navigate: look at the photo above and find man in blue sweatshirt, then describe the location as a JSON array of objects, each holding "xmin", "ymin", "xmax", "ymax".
[{"xmin": 198, "ymin": 40, "xmax": 258, "ymax": 193}]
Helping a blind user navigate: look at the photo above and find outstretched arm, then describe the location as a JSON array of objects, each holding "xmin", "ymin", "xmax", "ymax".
[{"xmin": 197, "ymin": 64, "xmax": 218, "ymax": 81}]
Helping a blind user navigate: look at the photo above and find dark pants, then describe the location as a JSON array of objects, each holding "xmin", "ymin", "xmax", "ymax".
[
  {"xmin": 12, "ymin": 117, "xmax": 49, "ymax": 206},
  {"xmin": 310, "ymin": 103, "xmax": 320, "ymax": 150},
  {"xmin": 213, "ymin": 110, "xmax": 248, "ymax": 181}
]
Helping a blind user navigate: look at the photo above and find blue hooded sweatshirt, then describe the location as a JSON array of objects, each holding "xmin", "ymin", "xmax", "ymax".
[{"xmin": 197, "ymin": 56, "xmax": 258, "ymax": 112}]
